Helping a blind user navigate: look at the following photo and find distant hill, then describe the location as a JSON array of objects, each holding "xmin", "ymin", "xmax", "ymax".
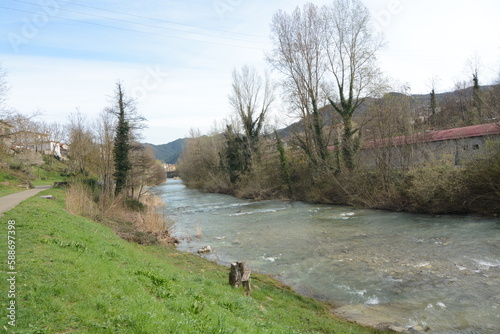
[
  {"xmin": 147, "ymin": 138, "xmax": 185, "ymax": 164},
  {"xmin": 278, "ymin": 84, "xmax": 499, "ymax": 136}
]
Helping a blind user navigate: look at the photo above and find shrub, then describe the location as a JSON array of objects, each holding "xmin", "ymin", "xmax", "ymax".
[
  {"xmin": 122, "ymin": 197, "xmax": 146, "ymax": 212},
  {"xmin": 462, "ymin": 141, "xmax": 500, "ymax": 214}
]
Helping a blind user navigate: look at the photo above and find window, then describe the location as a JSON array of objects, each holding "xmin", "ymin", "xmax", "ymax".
[
  {"xmin": 473, "ymin": 144, "xmax": 479, "ymax": 150},
  {"xmin": 462, "ymin": 145, "xmax": 468, "ymax": 150}
]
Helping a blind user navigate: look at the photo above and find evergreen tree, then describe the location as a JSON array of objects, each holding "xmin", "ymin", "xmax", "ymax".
[
  {"xmin": 472, "ymin": 72, "xmax": 482, "ymax": 118},
  {"xmin": 430, "ymin": 89, "xmax": 437, "ymax": 116},
  {"xmin": 113, "ymin": 83, "xmax": 131, "ymax": 196},
  {"xmin": 275, "ymin": 130, "xmax": 292, "ymax": 196},
  {"xmin": 221, "ymin": 125, "xmax": 250, "ymax": 184}
]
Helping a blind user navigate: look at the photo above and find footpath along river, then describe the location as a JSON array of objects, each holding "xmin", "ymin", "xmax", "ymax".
[{"xmin": 158, "ymin": 179, "xmax": 500, "ymax": 333}]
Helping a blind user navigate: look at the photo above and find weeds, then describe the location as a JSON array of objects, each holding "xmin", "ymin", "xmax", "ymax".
[
  {"xmin": 65, "ymin": 182, "xmax": 176, "ymax": 245},
  {"xmin": 195, "ymin": 224, "xmax": 203, "ymax": 239}
]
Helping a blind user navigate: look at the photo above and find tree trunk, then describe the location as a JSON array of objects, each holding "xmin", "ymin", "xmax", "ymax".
[{"xmin": 229, "ymin": 261, "xmax": 251, "ymax": 295}]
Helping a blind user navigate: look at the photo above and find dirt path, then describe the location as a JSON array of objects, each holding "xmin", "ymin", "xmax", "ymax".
[{"xmin": 0, "ymin": 185, "xmax": 52, "ymax": 216}]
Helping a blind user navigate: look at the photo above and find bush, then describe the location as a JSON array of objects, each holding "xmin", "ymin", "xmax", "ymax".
[
  {"xmin": 461, "ymin": 141, "xmax": 500, "ymax": 214},
  {"xmin": 122, "ymin": 197, "xmax": 146, "ymax": 212}
]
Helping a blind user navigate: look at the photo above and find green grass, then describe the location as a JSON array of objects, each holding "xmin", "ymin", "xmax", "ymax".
[
  {"xmin": 0, "ymin": 189, "xmax": 391, "ymax": 334},
  {"xmin": 0, "ymin": 156, "xmax": 66, "ymax": 195},
  {"xmin": 0, "ymin": 170, "xmax": 24, "ymax": 197},
  {"xmin": 31, "ymin": 157, "xmax": 67, "ymax": 186}
]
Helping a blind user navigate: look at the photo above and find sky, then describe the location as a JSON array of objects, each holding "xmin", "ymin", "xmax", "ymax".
[{"xmin": 0, "ymin": 0, "xmax": 499, "ymax": 144}]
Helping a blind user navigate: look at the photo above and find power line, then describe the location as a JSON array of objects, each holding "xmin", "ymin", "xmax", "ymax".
[
  {"xmin": 8, "ymin": 0, "xmax": 268, "ymax": 45},
  {"xmin": 0, "ymin": 5, "xmax": 267, "ymax": 50},
  {"xmin": 66, "ymin": 0, "xmax": 268, "ymax": 40}
]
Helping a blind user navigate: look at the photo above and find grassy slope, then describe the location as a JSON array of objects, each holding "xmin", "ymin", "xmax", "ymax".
[
  {"xmin": 0, "ymin": 157, "xmax": 67, "ymax": 196},
  {"xmin": 0, "ymin": 188, "xmax": 390, "ymax": 334},
  {"xmin": 0, "ymin": 170, "xmax": 24, "ymax": 197}
]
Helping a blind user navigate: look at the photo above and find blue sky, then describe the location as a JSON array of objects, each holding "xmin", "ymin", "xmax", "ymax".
[{"xmin": 1, "ymin": 0, "xmax": 499, "ymax": 144}]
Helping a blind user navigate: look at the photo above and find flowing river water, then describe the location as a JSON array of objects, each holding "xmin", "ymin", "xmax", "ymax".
[{"xmin": 158, "ymin": 179, "xmax": 500, "ymax": 333}]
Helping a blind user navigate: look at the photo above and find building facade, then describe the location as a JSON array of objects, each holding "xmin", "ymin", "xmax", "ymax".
[{"xmin": 358, "ymin": 123, "xmax": 500, "ymax": 169}]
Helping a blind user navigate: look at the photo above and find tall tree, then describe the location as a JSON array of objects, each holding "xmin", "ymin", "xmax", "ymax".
[
  {"xmin": 429, "ymin": 76, "xmax": 440, "ymax": 118},
  {"xmin": 222, "ymin": 124, "xmax": 251, "ymax": 184},
  {"xmin": 0, "ymin": 63, "xmax": 8, "ymax": 117},
  {"xmin": 274, "ymin": 130, "xmax": 292, "ymax": 196},
  {"xmin": 323, "ymin": 0, "xmax": 385, "ymax": 171},
  {"xmin": 112, "ymin": 83, "xmax": 132, "ymax": 196},
  {"xmin": 268, "ymin": 1, "xmax": 384, "ymax": 171},
  {"xmin": 229, "ymin": 65, "xmax": 275, "ymax": 160},
  {"xmin": 128, "ymin": 144, "xmax": 165, "ymax": 200},
  {"xmin": 467, "ymin": 54, "xmax": 483, "ymax": 120},
  {"xmin": 430, "ymin": 89, "xmax": 437, "ymax": 117},
  {"xmin": 95, "ymin": 111, "xmax": 116, "ymax": 199},
  {"xmin": 472, "ymin": 70, "xmax": 482, "ymax": 117},
  {"xmin": 67, "ymin": 112, "xmax": 97, "ymax": 175},
  {"xmin": 268, "ymin": 3, "xmax": 329, "ymax": 167}
]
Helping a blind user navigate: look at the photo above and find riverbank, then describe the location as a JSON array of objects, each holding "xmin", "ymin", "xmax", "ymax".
[
  {"xmin": 178, "ymin": 137, "xmax": 500, "ymax": 216},
  {"xmin": 0, "ymin": 187, "xmax": 392, "ymax": 333}
]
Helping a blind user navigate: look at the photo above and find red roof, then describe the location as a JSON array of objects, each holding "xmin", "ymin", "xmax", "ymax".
[{"xmin": 361, "ymin": 123, "xmax": 500, "ymax": 149}]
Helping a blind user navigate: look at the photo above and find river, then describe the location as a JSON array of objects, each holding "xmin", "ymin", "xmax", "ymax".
[{"xmin": 158, "ymin": 179, "xmax": 500, "ymax": 333}]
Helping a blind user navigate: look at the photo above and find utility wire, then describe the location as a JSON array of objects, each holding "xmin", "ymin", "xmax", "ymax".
[
  {"xmin": 66, "ymin": 0, "xmax": 268, "ymax": 40},
  {"xmin": 8, "ymin": 0, "xmax": 267, "ymax": 45},
  {"xmin": 0, "ymin": 5, "xmax": 267, "ymax": 50}
]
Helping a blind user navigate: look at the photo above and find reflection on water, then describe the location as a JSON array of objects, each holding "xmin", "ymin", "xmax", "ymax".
[{"xmin": 159, "ymin": 179, "xmax": 500, "ymax": 333}]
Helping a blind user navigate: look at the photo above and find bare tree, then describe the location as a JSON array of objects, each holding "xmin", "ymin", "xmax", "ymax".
[
  {"xmin": 365, "ymin": 87, "xmax": 417, "ymax": 172},
  {"xmin": 268, "ymin": 1, "xmax": 385, "ymax": 171},
  {"xmin": 229, "ymin": 65, "xmax": 275, "ymax": 158},
  {"xmin": 94, "ymin": 111, "xmax": 116, "ymax": 199},
  {"xmin": 467, "ymin": 53, "xmax": 483, "ymax": 119},
  {"xmin": 323, "ymin": 0, "xmax": 385, "ymax": 171},
  {"xmin": 0, "ymin": 63, "xmax": 8, "ymax": 118},
  {"xmin": 9, "ymin": 111, "xmax": 45, "ymax": 151},
  {"xmin": 485, "ymin": 73, "xmax": 500, "ymax": 122},
  {"xmin": 67, "ymin": 111, "xmax": 98, "ymax": 175},
  {"xmin": 128, "ymin": 144, "xmax": 165, "ymax": 200},
  {"xmin": 177, "ymin": 128, "xmax": 229, "ymax": 192},
  {"xmin": 267, "ymin": 3, "xmax": 329, "ymax": 167}
]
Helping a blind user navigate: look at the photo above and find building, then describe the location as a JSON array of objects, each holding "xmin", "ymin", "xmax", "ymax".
[
  {"xmin": 59, "ymin": 143, "xmax": 70, "ymax": 160},
  {"xmin": 0, "ymin": 120, "xmax": 13, "ymax": 149},
  {"xmin": 11, "ymin": 130, "xmax": 49, "ymax": 151},
  {"xmin": 10, "ymin": 130, "xmax": 66, "ymax": 158},
  {"xmin": 358, "ymin": 123, "xmax": 500, "ymax": 169}
]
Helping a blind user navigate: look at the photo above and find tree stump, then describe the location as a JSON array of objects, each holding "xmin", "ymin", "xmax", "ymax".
[{"xmin": 229, "ymin": 261, "xmax": 251, "ymax": 295}]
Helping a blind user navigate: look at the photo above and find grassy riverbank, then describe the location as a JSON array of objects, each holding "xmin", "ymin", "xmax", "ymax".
[{"xmin": 0, "ymin": 188, "xmax": 391, "ymax": 334}]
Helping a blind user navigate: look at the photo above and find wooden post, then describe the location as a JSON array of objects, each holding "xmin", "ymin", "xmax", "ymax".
[{"xmin": 229, "ymin": 261, "xmax": 251, "ymax": 295}]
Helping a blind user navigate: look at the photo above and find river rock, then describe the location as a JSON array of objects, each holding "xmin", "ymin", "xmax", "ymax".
[
  {"xmin": 389, "ymin": 325, "xmax": 409, "ymax": 333},
  {"xmin": 409, "ymin": 325, "xmax": 431, "ymax": 332},
  {"xmin": 197, "ymin": 245, "xmax": 212, "ymax": 254},
  {"xmin": 333, "ymin": 304, "xmax": 410, "ymax": 332}
]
